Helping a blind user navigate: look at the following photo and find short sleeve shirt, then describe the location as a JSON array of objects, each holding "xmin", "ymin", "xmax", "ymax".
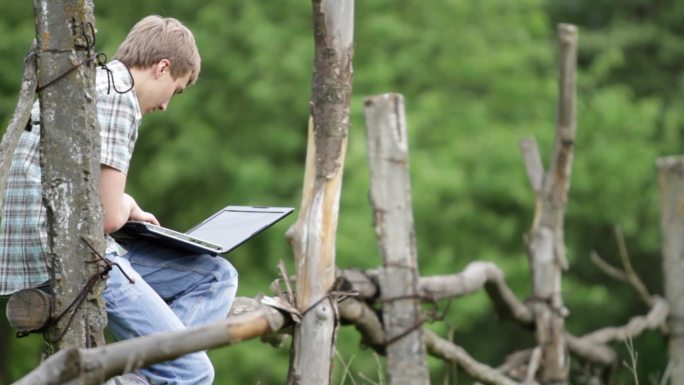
[{"xmin": 0, "ymin": 60, "xmax": 141, "ymax": 295}]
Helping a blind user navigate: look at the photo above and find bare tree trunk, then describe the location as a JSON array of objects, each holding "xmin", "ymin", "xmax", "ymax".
[
  {"xmin": 520, "ymin": 23, "xmax": 577, "ymax": 384},
  {"xmin": 285, "ymin": 1, "xmax": 354, "ymax": 384},
  {"xmin": 33, "ymin": 0, "xmax": 106, "ymax": 351},
  {"xmin": 364, "ymin": 93, "xmax": 429, "ymax": 385},
  {"xmin": 658, "ymin": 156, "xmax": 684, "ymax": 385}
]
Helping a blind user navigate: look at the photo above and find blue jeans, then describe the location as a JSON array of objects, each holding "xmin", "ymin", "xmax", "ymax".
[{"xmin": 104, "ymin": 239, "xmax": 238, "ymax": 385}]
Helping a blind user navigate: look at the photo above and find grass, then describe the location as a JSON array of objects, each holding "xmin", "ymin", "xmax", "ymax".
[
  {"xmin": 335, "ymin": 349, "xmax": 386, "ymax": 385},
  {"xmin": 624, "ymin": 336, "xmax": 673, "ymax": 385}
]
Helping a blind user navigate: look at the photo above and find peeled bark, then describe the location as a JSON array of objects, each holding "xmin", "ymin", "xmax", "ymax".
[{"xmin": 285, "ymin": 1, "xmax": 355, "ymax": 384}]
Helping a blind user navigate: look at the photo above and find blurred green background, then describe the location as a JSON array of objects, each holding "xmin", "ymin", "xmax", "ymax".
[{"xmin": 0, "ymin": 0, "xmax": 678, "ymax": 383}]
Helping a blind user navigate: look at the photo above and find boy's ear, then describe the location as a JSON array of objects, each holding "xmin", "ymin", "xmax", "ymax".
[{"xmin": 154, "ymin": 59, "xmax": 172, "ymax": 78}]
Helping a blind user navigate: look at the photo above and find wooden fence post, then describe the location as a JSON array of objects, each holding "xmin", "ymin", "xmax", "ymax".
[
  {"xmin": 33, "ymin": 0, "xmax": 106, "ymax": 351},
  {"xmin": 658, "ymin": 156, "xmax": 684, "ymax": 385},
  {"xmin": 364, "ymin": 93, "xmax": 429, "ymax": 385},
  {"xmin": 285, "ymin": 1, "xmax": 355, "ymax": 384}
]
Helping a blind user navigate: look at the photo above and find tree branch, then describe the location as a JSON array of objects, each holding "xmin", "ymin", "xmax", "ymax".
[
  {"xmin": 340, "ymin": 262, "xmax": 533, "ymax": 325},
  {"xmin": 338, "ymin": 298, "xmax": 385, "ymax": 350},
  {"xmin": 574, "ymin": 296, "xmax": 668, "ymax": 346},
  {"xmin": 564, "ymin": 335, "xmax": 616, "ymax": 366},
  {"xmin": 13, "ymin": 297, "xmax": 292, "ymax": 385},
  {"xmin": 338, "ymin": 297, "xmax": 528, "ymax": 385},
  {"xmin": 590, "ymin": 251, "xmax": 628, "ymax": 283},
  {"xmin": 613, "ymin": 227, "xmax": 653, "ymax": 306},
  {"xmin": 557, "ymin": 296, "xmax": 669, "ymax": 368},
  {"xmin": 424, "ymin": 330, "xmax": 530, "ymax": 385}
]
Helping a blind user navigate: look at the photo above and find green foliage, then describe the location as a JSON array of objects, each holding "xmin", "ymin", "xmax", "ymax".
[{"xmin": 0, "ymin": 0, "xmax": 675, "ymax": 384}]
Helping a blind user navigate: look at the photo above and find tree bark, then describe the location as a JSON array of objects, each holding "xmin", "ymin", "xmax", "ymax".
[
  {"xmin": 285, "ymin": 1, "xmax": 355, "ymax": 384},
  {"xmin": 364, "ymin": 93, "xmax": 429, "ymax": 385},
  {"xmin": 520, "ymin": 23, "xmax": 578, "ymax": 384},
  {"xmin": 658, "ymin": 156, "xmax": 684, "ymax": 385},
  {"xmin": 33, "ymin": 0, "xmax": 106, "ymax": 351}
]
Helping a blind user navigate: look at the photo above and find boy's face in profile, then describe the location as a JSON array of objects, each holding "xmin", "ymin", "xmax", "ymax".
[{"xmin": 138, "ymin": 59, "xmax": 192, "ymax": 115}]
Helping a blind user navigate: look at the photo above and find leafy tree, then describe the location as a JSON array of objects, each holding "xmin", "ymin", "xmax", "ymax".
[{"xmin": 0, "ymin": 0, "xmax": 672, "ymax": 383}]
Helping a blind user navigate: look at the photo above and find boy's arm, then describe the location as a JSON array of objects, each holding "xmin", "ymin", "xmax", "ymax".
[{"xmin": 100, "ymin": 165, "xmax": 159, "ymax": 234}]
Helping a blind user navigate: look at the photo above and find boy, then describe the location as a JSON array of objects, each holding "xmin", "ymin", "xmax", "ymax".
[{"xmin": 0, "ymin": 16, "xmax": 237, "ymax": 385}]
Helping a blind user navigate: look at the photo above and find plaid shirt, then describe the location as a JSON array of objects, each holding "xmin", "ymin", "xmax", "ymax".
[{"xmin": 0, "ymin": 60, "xmax": 141, "ymax": 295}]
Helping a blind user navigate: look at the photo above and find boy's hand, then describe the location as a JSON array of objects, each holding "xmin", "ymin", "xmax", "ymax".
[
  {"xmin": 124, "ymin": 194, "xmax": 160, "ymax": 226},
  {"xmin": 129, "ymin": 207, "xmax": 160, "ymax": 226}
]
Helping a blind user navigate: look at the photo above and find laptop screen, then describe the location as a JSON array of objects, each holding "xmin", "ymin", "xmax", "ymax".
[{"xmin": 186, "ymin": 207, "xmax": 292, "ymax": 252}]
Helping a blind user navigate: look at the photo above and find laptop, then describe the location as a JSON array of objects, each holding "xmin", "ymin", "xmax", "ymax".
[{"xmin": 112, "ymin": 205, "xmax": 294, "ymax": 256}]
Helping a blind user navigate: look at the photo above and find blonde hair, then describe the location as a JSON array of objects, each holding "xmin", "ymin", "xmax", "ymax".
[{"xmin": 114, "ymin": 15, "xmax": 201, "ymax": 85}]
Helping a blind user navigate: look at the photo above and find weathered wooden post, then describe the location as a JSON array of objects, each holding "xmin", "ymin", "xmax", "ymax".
[
  {"xmin": 658, "ymin": 156, "xmax": 684, "ymax": 385},
  {"xmin": 285, "ymin": 1, "xmax": 355, "ymax": 384},
  {"xmin": 33, "ymin": 0, "xmax": 106, "ymax": 350},
  {"xmin": 364, "ymin": 93, "xmax": 429, "ymax": 385},
  {"xmin": 519, "ymin": 23, "xmax": 577, "ymax": 384}
]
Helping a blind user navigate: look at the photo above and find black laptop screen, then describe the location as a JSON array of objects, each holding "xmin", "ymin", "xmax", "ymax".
[{"xmin": 185, "ymin": 208, "xmax": 290, "ymax": 251}]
